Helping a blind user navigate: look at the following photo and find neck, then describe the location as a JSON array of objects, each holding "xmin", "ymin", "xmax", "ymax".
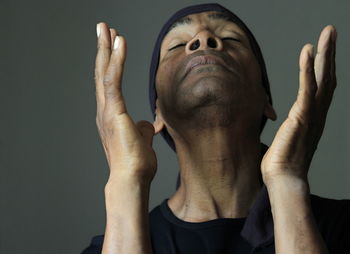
[{"xmin": 168, "ymin": 128, "xmax": 263, "ymax": 222}]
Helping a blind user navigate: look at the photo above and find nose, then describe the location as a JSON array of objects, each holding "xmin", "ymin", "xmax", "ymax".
[{"xmin": 185, "ymin": 30, "xmax": 224, "ymax": 54}]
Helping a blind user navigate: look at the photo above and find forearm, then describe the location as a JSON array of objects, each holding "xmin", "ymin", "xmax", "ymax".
[
  {"xmin": 266, "ymin": 176, "xmax": 329, "ymax": 254},
  {"xmin": 102, "ymin": 176, "xmax": 153, "ymax": 254}
]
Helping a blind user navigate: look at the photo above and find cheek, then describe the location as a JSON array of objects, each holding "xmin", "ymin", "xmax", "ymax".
[
  {"xmin": 155, "ymin": 71, "xmax": 162, "ymax": 96},
  {"xmin": 155, "ymin": 66, "xmax": 171, "ymax": 97},
  {"xmin": 247, "ymin": 57, "xmax": 266, "ymax": 104},
  {"xmin": 156, "ymin": 59, "xmax": 178, "ymax": 89},
  {"xmin": 155, "ymin": 66, "xmax": 166, "ymax": 89},
  {"xmin": 243, "ymin": 52, "xmax": 262, "ymax": 88},
  {"xmin": 250, "ymin": 60, "xmax": 262, "ymax": 85},
  {"xmin": 230, "ymin": 49, "xmax": 264, "ymax": 99}
]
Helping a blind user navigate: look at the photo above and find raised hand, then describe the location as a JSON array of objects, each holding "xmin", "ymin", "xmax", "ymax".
[
  {"xmin": 94, "ymin": 22, "xmax": 158, "ymax": 184},
  {"xmin": 260, "ymin": 25, "xmax": 337, "ymax": 185}
]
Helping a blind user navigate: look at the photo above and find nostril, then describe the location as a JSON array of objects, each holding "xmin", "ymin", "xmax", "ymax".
[
  {"xmin": 189, "ymin": 39, "xmax": 200, "ymax": 50},
  {"xmin": 207, "ymin": 38, "xmax": 217, "ymax": 48}
]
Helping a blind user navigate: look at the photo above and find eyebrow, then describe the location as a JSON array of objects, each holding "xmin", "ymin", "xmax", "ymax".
[{"xmin": 167, "ymin": 12, "xmax": 239, "ymax": 35}]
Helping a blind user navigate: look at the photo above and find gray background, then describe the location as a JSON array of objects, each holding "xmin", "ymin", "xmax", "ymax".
[{"xmin": 1, "ymin": 0, "xmax": 349, "ymax": 253}]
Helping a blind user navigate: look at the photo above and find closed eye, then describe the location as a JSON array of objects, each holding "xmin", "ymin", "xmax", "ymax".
[
  {"xmin": 221, "ymin": 37, "xmax": 240, "ymax": 42},
  {"xmin": 168, "ymin": 43, "xmax": 186, "ymax": 51}
]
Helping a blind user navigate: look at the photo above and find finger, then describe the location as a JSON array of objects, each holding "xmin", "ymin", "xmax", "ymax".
[
  {"xmin": 136, "ymin": 120, "xmax": 156, "ymax": 147},
  {"xmin": 95, "ymin": 22, "xmax": 113, "ymax": 116},
  {"xmin": 297, "ymin": 43, "xmax": 317, "ymax": 122},
  {"xmin": 331, "ymin": 28, "xmax": 337, "ymax": 89},
  {"xmin": 314, "ymin": 26, "xmax": 336, "ymax": 112},
  {"xmin": 103, "ymin": 34, "xmax": 128, "ymax": 116},
  {"xmin": 110, "ymin": 28, "xmax": 117, "ymax": 49}
]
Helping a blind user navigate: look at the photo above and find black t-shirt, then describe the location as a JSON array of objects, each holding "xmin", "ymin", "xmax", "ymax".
[
  {"xmin": 148, "ymin": 198, "xmax": 255, "ymax": 254},
  {"xmin": 81, "ymin": 185, "xmax": 350, "ymax": 254}
]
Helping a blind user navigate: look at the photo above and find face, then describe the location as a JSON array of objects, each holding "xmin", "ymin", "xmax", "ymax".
[{"xmin": 154, "ymin": 11, "xmax": 275, "ymax": 135}]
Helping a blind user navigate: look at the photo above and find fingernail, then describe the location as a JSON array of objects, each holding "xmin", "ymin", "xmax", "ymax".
[
  {"xmin": 114, "ymin": 36, "xmax": 120, "ymax": 50},
  {"xmin": 96, "ymin": 23, "xmax": 101, "ymax": 38}
]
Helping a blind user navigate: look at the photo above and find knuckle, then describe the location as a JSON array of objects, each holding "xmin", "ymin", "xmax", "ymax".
[
  {"xmin": 97, "ymin": 40, "xmax": 109, "ymax": 50},
  {"xmin": 303, "ymin": 65, "xmax": 314, "ymax": 73},
  {"xmin": 103, "ymin": 121, "xmax": 115, "ymax": 136},
  {"xmin": 102, "ymin": 75, "xmax": 114, "ymax": 86},
  {"xmin": 96, "ymin": 41, "xmax": 104, "ymax": 50},
  {"xmin": 104, "ymin": 88, "xmax": 117, "ymax": 99}
]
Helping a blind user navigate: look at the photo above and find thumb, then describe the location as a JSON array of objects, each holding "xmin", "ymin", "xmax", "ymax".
[{"xmin": 136, "ymin": 120, "xmax": 156, "ymax": 147}]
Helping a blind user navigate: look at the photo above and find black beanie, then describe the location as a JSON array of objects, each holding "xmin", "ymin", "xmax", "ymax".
[{"xmin": 149, "ymin": 3, "xmax": 273, "ymax": 153}]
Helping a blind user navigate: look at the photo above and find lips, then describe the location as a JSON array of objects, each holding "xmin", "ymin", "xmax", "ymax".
[{"xmin": 184, "ymin": 54, "xmax": 232, "ymax": 77}]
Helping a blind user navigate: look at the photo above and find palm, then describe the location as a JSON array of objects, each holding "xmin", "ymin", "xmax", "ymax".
[
  {"xmin": 261, "ymin": 25, "xmax": 337, "ymax": 184},
  {"xmin": 94, "ymin": 22, "xmax": 158, "ymax": 183}
]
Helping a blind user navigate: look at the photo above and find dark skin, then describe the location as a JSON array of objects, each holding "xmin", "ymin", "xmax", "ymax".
[
  {"xmin": 153, "ymin": 11, "xmax": 277, "ymax": 221},
  {"xmin": 95, "ymin": 8, "xmax": 337, "ymax": 253}
]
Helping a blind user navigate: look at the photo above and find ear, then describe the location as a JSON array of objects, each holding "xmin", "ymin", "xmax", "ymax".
[
  {"xmin": 153, "ymin": 99, "xmax": 166, "ymax": 135},
  {"xmin": 263, "ymin": 94, "xmax": 277, "ymax": 121}
]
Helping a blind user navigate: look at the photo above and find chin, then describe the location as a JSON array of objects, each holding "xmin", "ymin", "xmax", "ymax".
[{"xmin": 189, "ymin": 76, "xmax": 239, "ymax": 98}]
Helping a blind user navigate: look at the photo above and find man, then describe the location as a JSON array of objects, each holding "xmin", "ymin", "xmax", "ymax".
[{"xmin": 82, "ymin": 3, "xmax": 349, "ymax": 254}]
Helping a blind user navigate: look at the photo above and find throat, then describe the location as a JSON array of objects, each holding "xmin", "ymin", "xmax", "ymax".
[{"xmin": 167, "ymin": 181, "xmax": 261, "ymax": 222}]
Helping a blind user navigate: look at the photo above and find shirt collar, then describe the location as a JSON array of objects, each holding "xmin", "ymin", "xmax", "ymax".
[
  {"xmin": 174, "ymin": 142, "xmax": 274, "ymax": 249},
  {"xmin": 240, "ymin": 183, "xmax": 274, "ymax": 250}
]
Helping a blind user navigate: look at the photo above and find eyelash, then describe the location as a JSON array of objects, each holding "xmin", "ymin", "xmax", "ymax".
[{"xmin": 168, "ymin": 37, "xmax": 240, "ymax": 51}]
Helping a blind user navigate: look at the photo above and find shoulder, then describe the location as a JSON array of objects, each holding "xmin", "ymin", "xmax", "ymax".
[
  {"xmin": 309, "ymin": 193, "xmax": 350, "ymax": 253},
  {"xmin": 149, "ymin": 203, "xmax": 163, "ymax": 222},
  {"xmin": 81, "ymin": 234, "xmax": 104, "ymax": 254},
  {"xmin": 149, "ymin": 202, "xmax": 173, "ymax": 234},
  {"xmin": 310, "ymin": 193, "xmax": 350, "ymax": 221},
  {"xmin": 310, "ymin": 193, "xmax": 350, "ymax": 206}
]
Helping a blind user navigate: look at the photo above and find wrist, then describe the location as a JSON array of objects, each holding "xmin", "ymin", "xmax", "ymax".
[
  {"xmin": 106, "ymin": 171, "xmax": 152, "ymax": 189},
  {"xmin": 265, "ymin": 175, "xmax": 310, "ymax": 209},
  {"xmin": 264, "ymin": 174, "xmax": 309, "ymax": 193},
  {"xmin": 104, "ymin": 176, "xmax": 151, "ymax": 214}
]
